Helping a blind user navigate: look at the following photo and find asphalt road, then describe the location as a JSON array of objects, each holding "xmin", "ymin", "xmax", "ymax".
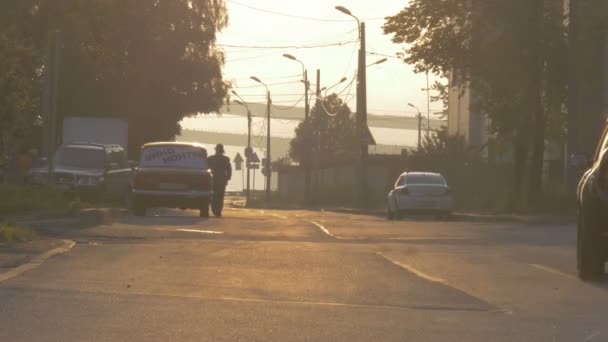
[{"xmin": 0, "ymin": 207, "xmax": 607, "ymax": 341}]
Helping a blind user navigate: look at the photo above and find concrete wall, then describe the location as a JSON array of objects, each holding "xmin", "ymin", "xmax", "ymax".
[{"xmin": 277, "ymin": 165, "xmax": 395, "ymax": 206}]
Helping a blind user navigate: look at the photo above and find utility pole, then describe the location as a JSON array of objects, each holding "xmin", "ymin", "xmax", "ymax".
[
  {"xmin": 358, "ymin": 22, "xmax": 369, "ymax": 206},
  {"xmin": 314, "ymin": 69, "xmax": 321, "ymax": 200},
  {"xmin": 231, "ymin": 91, "xmax": 252, "ymax": 205},
  {"xmin": 304, "ymin": 70, "xmax": 311, "ymax": 204},
  {"xmin": 336, "ymin": 6, "xmax": 370, "ymax": 207},
  {"xmin": 425, "ymin": 72, "xmax": 431, "ymax": 136},
  {"xmin": 266, "ymin": 90, "xmax": 271, "ymax": 203},
  {"xmin": 283, "ymin": 54, "xmax": 312, "ymax": 204},
  {"xmin": 408, "ymin": 103, "xmax": 423, "ymax": 151},
  {"xmin": 249, "ymin": 76, "xmax": 271, "ymax": 204},
  {"xmin": 247, "ymin": 109, "xmax": 252, "ymax": 201},
  {"xmin": 566, "ymin": 0, "xmax": 579, "ymax": 191}
]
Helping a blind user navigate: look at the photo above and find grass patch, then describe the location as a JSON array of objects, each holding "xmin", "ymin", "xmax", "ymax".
[
  {"xmin": 0, "ymin": 184, "xmax": 83, "ymax": 218},
  {"xmin": 0, "ymin": 225, "xmax": 37, "ymax": 244}
]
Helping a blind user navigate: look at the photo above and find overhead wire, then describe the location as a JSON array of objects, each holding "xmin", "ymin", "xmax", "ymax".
[
  {"xmin": 232, "ymin": 80, "xmax": 302, "ymax": 89},
  {"xmin": 272, "ymin": 95, "xmax": 306, "ymax": 111},
  {"xmin": 228, "ymin": 74, "xmax": 300, "ymax": 82},
  {"xmin": 227, "ymin": 0, "xmax": 386, "ymax": 23},
  {"xmin": 232, "ymin": 93, "xmax": 308, "ymax": 97},
  {"xmin": 367, "ymin": 51, "xmax": 401, "ymax": 59},
  {"xmin": 217, "ymin": 41, "xmax": 358, "ymax": 50}
]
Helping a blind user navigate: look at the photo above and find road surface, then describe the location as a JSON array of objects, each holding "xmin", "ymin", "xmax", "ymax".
[{"xmin": 0, "ymin": 207, "xmax": 606, "ymax": 341}]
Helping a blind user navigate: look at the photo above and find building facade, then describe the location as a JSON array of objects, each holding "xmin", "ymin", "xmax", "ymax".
[{"xmin": 446, "ymin": 73, "xmax": 488, "ymax": 151}]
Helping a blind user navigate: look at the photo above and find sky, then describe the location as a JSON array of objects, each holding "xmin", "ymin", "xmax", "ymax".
[{"xmin": 215, "ymin": 0, "xmax": 444, "ymax": 119}]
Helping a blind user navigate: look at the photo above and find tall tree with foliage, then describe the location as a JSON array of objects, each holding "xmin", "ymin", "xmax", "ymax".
[
  {"xmin": 384, "ymin": 0, "xmax": 568, "ymax": 210},
  {"xmin": 0, "ymin": 4, "xmax": 41, "ymax": 166},
  {"xmin": 3, "ymin": 0, "xmax": 229, "ymax": 155},
  {"xmin": 290, "ymin": 94, "xmax": 358, "ymax": 166}
]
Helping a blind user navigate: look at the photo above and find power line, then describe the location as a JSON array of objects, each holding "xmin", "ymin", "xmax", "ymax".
[
  {"xmin": 367, "ymin": 51, "xmax": 401, "ymax": 59},
  {"xmin": 273, "ymin": 95, "xmax": 306, "ymax": 111},
  {"xmin": 233, "ymin": 93, "xmax": 308, "ymax": 97},
  {"xmin": 217, "ymin": 41, "xmax": 357, "ymax": 50},
  {"xmin": 227, "ymin": 0, "xmax": 386, "ymax": 23},
  {"xmin": 228, "ymin": 74, "xmax": 300, "ymax": 81},
  {"xmin": 232, "ymin": 80, "xmax": 302, "ymax": 89}
]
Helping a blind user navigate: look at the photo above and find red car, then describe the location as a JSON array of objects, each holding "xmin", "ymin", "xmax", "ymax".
[{"xmin": 132, "ymin": 142, "xmax": 213, "ymax": 217}]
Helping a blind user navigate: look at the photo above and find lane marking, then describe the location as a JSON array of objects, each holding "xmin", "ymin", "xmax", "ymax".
[
  {"xmin": 218, "ymin": 296, "xmax": 489, "ymax": 312},
  {"xmin": 0, "ymin": 240, "xmax": 76, "ymax": 283},
  {"xmin": 176, "ymin": 229, "xmax": 224, "ymax": 234},
  {"xmin": 256, "ymin": 210, "xmax": 288, "ymax": 220},
  {"xmin": 307, "ymin": 220, "xmax": 368, "ymax": 240},
  {"xmin": 377, "ymin": 252, "xmax": 446, "ymax": 284},
  {"xmin": 376, "ymin": 252, "xmax": 511, "ymax": 315},
  {"xmin": 585, "ymin": 331, "xmax": 602, "ymax": 341},
  {"xmin": 529, "ymin": 264, "xmax": 578, "ymax": 281}
]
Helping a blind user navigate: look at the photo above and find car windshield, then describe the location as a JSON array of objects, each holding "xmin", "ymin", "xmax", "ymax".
[
  {"xmin": 140, "ymin": 145, "xmax": 208, "ymax": 169},
  {"xmin": 54, "ymin": 147, "xmax": 106, "ymax": 169},
  {"xmin": 405, "ymin": 174, "xmax": 446, "ymax": 185}
]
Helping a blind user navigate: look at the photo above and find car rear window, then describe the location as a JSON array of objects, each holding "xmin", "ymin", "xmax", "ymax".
[
  {"xmin": 405, "ymin": 174, "xmax": 446, "ymax": 185},
  {"xmin": 140, "ymin": 145, "xmax": 208, "ymax": 169}
]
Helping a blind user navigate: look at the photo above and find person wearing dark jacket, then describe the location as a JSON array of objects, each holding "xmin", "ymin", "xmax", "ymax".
[{"xmin": 208, "ymin": 144, "xmax": 232, "ymax": 217}]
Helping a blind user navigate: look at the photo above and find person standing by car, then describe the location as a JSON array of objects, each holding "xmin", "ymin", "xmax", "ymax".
[{"xmin": 208, "ymin": 144, "xmax": 232, "ymax": 217}]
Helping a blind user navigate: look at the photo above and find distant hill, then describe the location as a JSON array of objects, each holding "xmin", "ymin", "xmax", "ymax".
[{"xmin": 207, "ymin": 103, "xmax": 446, "ymax": 131}]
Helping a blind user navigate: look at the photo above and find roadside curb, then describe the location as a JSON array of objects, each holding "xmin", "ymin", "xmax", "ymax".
[
  {"xmin": 0, "ymin": 239, "xmax": 76, "ymax": 283},
  {"xmin": 330, "ymin": 208, "xmax": 575, "ymax": 225},
  {"xmin": 230, "ymin": 202, "xmax": 575, "ymax": 225}
]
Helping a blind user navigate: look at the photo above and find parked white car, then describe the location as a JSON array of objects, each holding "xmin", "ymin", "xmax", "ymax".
[{"xmin": 387, "ymin": 172, "xmax": 453, "ymax": 219}]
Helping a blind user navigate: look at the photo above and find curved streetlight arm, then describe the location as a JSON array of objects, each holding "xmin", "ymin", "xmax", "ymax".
[
  {"xmin": 283, "ymin": 54, "xmax": 305, "ymax": 76},
  {"xmin": 335, "ymin": 6, "xmax": 361, "ymax": 38},
  {"xmin": 250, "ymin": 76, "xmax": 269, "ymax": 94},
  {"xmin": 231, "ymin": 90, "xmax": 250, "ymax": 111}
]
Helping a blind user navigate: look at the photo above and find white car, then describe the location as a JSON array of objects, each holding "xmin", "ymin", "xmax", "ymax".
[{"xmin": 387, "ymin": 172, "xmax": 453, "ymax": 219}]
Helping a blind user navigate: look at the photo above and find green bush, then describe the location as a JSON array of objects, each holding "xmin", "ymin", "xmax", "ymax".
[
  {"xmin": 0, "ymin": 184, "xmax": 81, "ymax": 217},
  {"xmin": 0, "ymin": 225, "xmax": 37, "ymax": 243}
]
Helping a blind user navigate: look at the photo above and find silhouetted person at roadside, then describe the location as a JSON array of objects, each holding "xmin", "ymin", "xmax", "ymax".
[{"xmin": 208, "ymin": 144, "xmax": 232, "ymax": 217}]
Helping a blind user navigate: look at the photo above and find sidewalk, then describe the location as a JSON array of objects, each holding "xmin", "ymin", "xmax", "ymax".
[
  {"xmin": 314, "ymin": 207, "xmax": 576, "ymax": 225},
  {"xmin": 0, "ymin": 239, "xmax": 63, "ymax": 269},
  {"xmin": 229, "ymin": 198, "xmax": 576, "ymax": 225}
]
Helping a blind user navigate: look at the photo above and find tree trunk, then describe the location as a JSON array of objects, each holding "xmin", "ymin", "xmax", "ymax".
[
  {"xmin": 510, "ymin": 134, "xmax": 530, "ymax": 211},
  {"xmin": 526, "ymin": 0, "xmax": 547, "ymax": 209}
]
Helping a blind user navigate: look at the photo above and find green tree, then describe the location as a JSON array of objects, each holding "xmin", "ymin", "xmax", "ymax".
[
  {"xmin": 290, "ymin": 94, "xmax": 358, "ymax": 166},
  {"xmin": 1, "ymin": 0, "xmax": 229, "ymax": 155},
  {"xmin": 384, "ymin": 0, "xmax": 568, "ymax": 210},
  {"xmin": 0, "ymin": 7, "xmax": 41, "ymax": 168}
]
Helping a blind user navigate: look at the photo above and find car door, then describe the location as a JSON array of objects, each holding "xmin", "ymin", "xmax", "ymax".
[{"xmin": 104, "ymin": 149, "xmax": 133, "ymax": 199}]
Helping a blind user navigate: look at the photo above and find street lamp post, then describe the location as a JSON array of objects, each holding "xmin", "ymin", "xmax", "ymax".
[
  {"xmin": 422, "ymin": 72, "xmax": 431, "ymax": 137},
  {"xmin": 408, "ymin": 103, "xmax": 423, "ymax": 151},
  {"xmin": 231, "ymin": 90, "xmax": 252, "ymax": 205},
  {"xmin": 283, "ymin": 54, "xmax": 312, "ymax": 204},
  {"xmin": 336, "ymin": 5, "xmax": 369, "ymax": 207},
  {"xmin": 251, "ymin": 76, "xmax": 272, "ymax": 204}
]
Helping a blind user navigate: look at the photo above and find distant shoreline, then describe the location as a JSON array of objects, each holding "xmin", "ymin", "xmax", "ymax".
[
  {"xmin": 193, "ymin": 103, "xmax": 446, "ymax": 131},
  {"xmin": 178, "ymin": 130, "xmax": 408, "ymax": 158}
]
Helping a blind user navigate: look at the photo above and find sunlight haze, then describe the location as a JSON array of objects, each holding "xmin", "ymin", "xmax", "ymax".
[{"xmin": 213, "ymin": 0, "xmax": 443, "ymax": 120}]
